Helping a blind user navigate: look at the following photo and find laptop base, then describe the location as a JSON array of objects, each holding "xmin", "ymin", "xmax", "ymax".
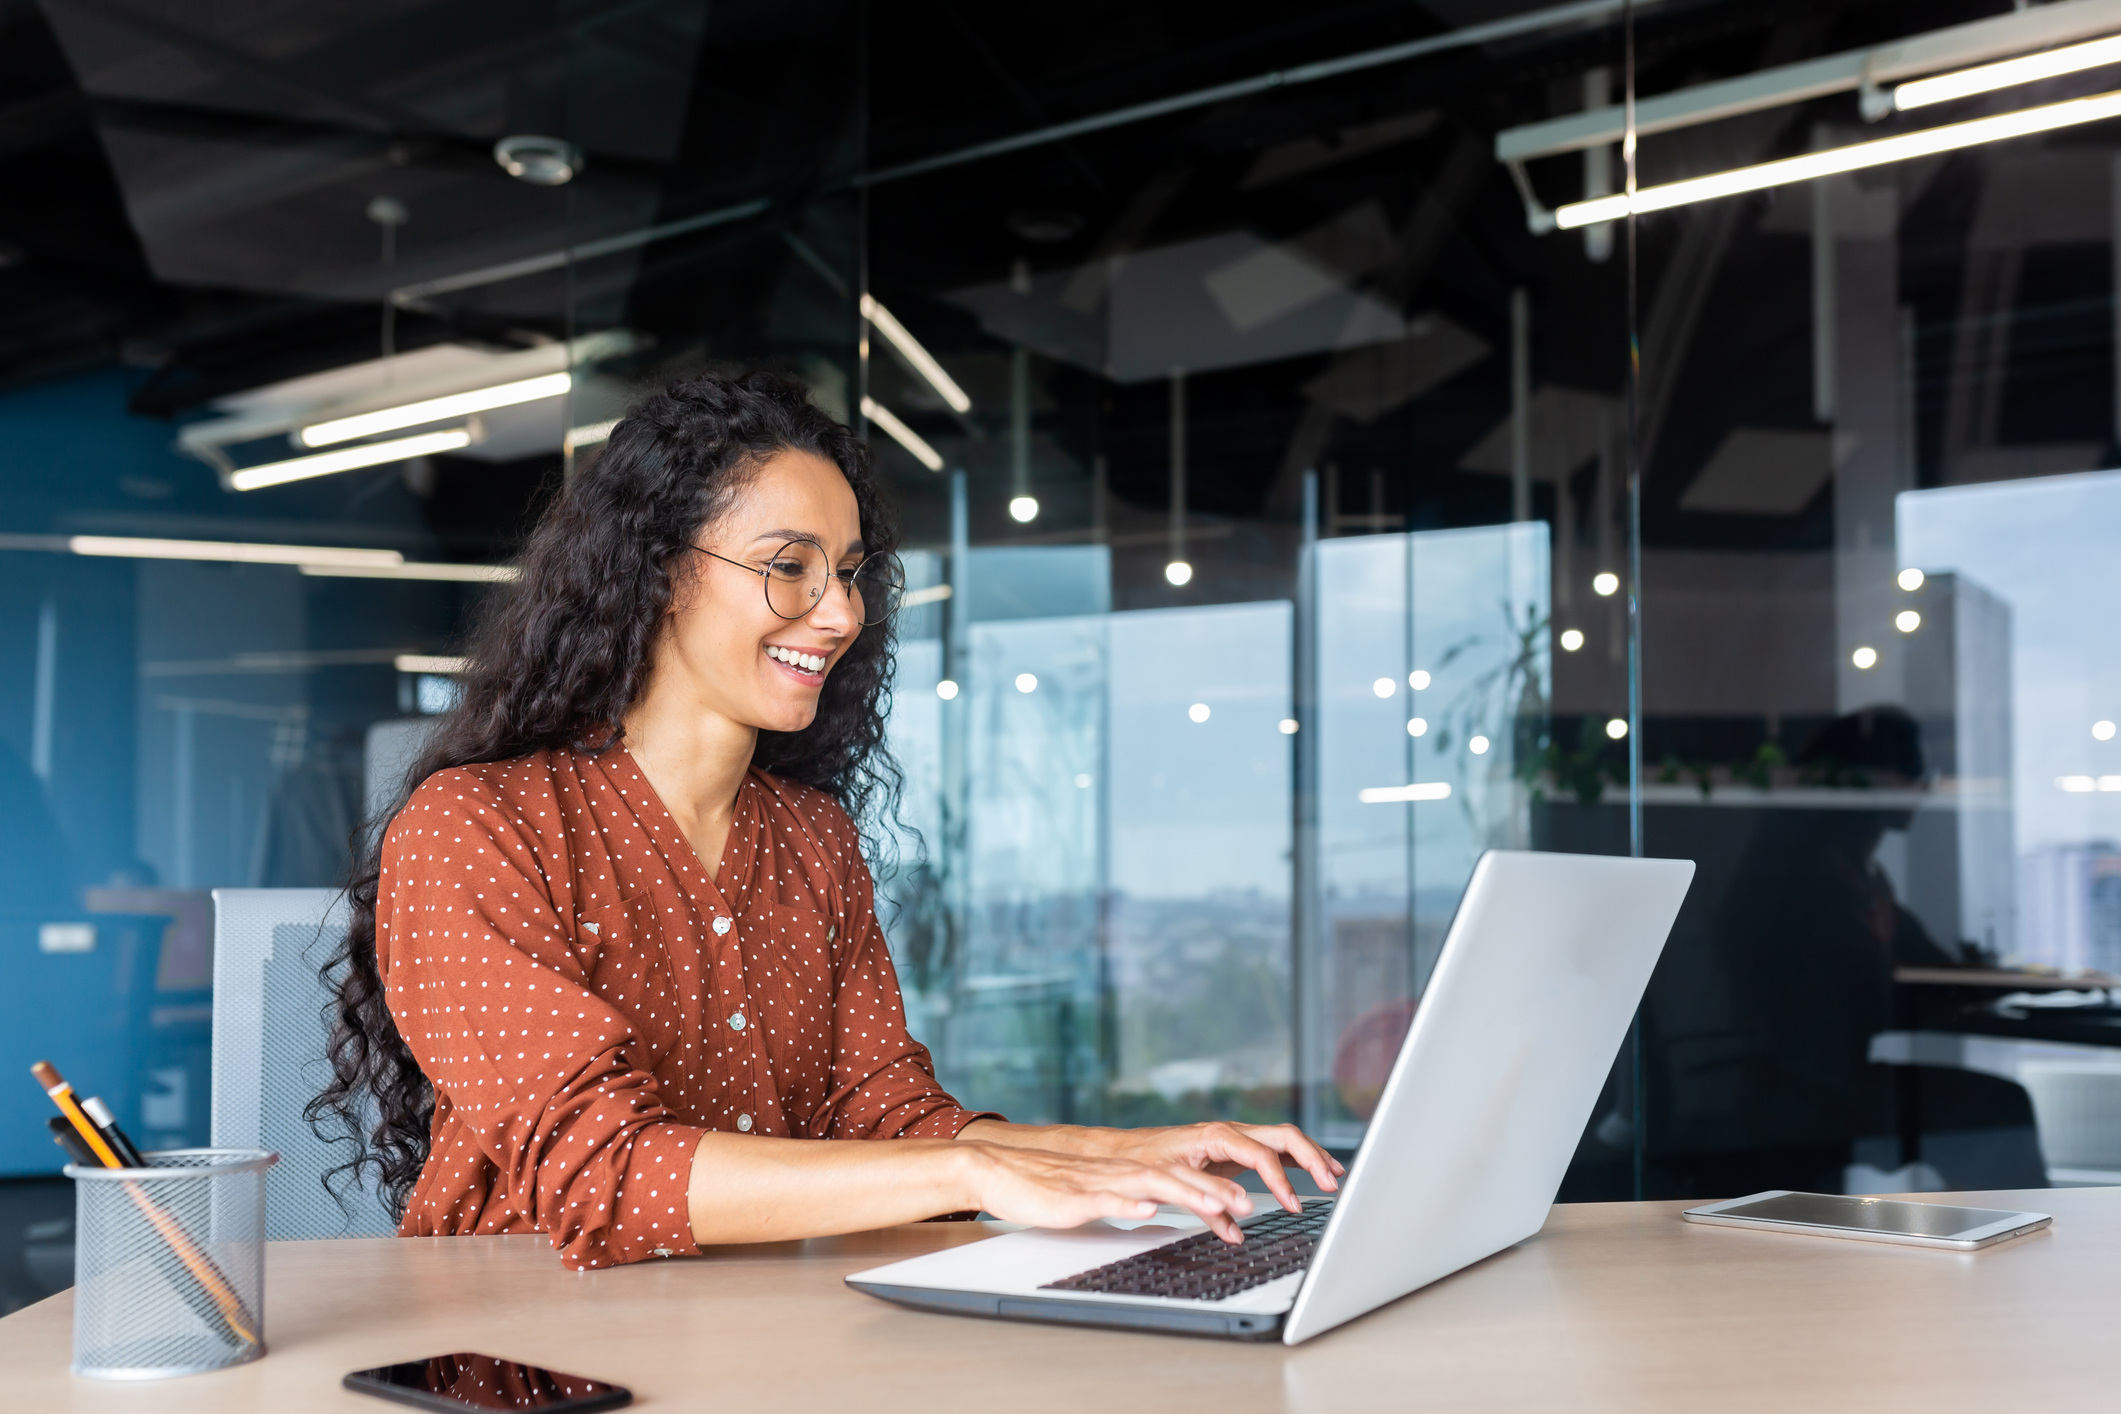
[{"xmin": 855, "ymin": 1282, "xmax": 1288, "ymax": 1341}]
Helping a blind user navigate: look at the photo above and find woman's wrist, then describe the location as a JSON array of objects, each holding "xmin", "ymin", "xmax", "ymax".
[
  {"xmin": 945, "ymin": 1138, "xmax": 999, "ymax": 1213},
  {"xmin": 956, "ymin": 1118, "xmax": 1123, "ymax": 1159}
]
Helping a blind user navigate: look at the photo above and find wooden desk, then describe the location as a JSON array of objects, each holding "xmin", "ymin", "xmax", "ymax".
[{"xmin": 4, "ymin": 1188, "xmax": 2118, "ymax": 1412}]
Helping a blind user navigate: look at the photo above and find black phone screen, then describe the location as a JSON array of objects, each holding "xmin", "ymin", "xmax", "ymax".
[{"xmin": 344, "ymin": 1353, "xmax": 632, "ymax": 1413}]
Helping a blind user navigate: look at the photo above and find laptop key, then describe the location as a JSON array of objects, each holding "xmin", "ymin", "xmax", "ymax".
[{"xmin": 1042, "ymin": 1202, "xmax": 1333, "ymax": 1303}]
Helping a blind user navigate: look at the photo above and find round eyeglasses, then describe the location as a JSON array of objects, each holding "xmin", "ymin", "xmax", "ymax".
[{"xmin": 698, "ymin": 540, "xmax": 904, "ymax": 627}]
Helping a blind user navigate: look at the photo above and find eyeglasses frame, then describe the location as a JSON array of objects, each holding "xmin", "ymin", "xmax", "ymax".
[{"xmin": 693, "ymin": 539, "xmax": 903, "ymax": 626}]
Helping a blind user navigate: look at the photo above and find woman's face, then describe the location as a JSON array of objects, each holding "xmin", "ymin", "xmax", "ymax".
[{"xmin": 661, "ymin": 447, "xmax": 865, "ymax": 735}]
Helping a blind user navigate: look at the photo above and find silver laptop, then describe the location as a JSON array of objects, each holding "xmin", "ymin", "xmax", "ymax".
[{"xmin": 849, "ymin": 850, "xmax": 1694, "ymax": 1344}]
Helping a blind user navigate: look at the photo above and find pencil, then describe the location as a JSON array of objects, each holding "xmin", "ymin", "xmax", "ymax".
[
  {"xmin": 31, "ymin": 1062, "xmax": 120, "ymax": 1168},
  {"xmin": 31, "ymin": 1061, "xmax": 260, "ymax": 1348}
]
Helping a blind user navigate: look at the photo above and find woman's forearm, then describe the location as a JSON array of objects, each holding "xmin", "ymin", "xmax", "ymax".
[
  {"xmin": 684, "ymin": 1124, "xmax": 1266, "ymax": 1247},
  {"xmin": 684, "ymin": 1131, "xmax": 979, "ymax": 1245},
  {"xmin": 955, "ymin": 1117, "xmax": 1120, "ymax": 1156}
]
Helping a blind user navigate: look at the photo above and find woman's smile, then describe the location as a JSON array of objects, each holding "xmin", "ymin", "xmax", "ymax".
[{"xmin": 764, "ymin": 642, "xmax": 833, "ymax": 681}]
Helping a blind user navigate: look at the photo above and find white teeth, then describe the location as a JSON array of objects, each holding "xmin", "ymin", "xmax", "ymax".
[{"xmin": 769, "ymin": 647, "xmax": 825, "ymax": 674}]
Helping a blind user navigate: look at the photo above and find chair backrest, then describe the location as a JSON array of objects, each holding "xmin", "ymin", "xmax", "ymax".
[{"xmin": 211, "ymin": 888, "xmax": 397, "ymax": 1240}]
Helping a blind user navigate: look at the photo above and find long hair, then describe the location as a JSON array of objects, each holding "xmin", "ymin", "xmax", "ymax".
[{"xmin": 308, "ymin": 369, "xmax": 903, "ymax": 1215}]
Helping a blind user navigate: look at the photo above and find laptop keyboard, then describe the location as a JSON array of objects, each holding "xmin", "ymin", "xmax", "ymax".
[{"xmin": 1041, "ymin": 1201, "xmax": 1333, "ymax": 1303}]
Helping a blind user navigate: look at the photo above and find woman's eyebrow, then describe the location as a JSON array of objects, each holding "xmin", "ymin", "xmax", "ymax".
[
  {"xmin": 748, "ymin": 529, "xmax": 824, "ymax": 548},
  {"xmin": 748, "ymin": 529, "xmax": 866, "ymax": 556}
]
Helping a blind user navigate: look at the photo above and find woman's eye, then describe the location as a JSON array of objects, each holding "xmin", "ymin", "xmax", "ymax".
[{"xmin": 767, "ymin": 559, "xmax": 807, "ymax": 578}]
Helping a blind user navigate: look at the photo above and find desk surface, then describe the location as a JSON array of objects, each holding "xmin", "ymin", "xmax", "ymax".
[{"xmin": 4, "ymin": 1188, "xmax": 2117, "ymax": 1413}]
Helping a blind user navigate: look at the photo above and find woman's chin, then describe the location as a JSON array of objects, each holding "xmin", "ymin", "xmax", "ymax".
[{"xmin": 751, "ymin": 701, "xmax": 822, "ymax": 735}]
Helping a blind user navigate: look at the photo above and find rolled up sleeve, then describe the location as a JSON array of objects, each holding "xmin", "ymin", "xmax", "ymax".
[{"xmin": 378, "ymin": 780, "xmax": 705, "ymax": 1270}]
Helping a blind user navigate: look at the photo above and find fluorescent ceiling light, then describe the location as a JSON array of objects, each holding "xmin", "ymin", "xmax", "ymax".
[
  {"xmin": 394, "ymin": 654, "xmax": 470, "ymax": 675},
  {"xmin": 860, "ymin": 396, "xmax": 945, "ymax": 471},
  {"xmin": 299, "ymin": 373, "xmax": 571, "ymax": 447},
  {"xmin": 564, "ymin": 418, "xmax": 619, "ymax": 451},
  {"xmin": 1358, "ymin": 782, "xmax": 1453, "ymax": 803},
  {"xmin": 1896, "ymin": 33, "xmax": 2121, "ymax": 110},
  {"xmin": 68, "ymin": 536, "xmax": 404, "ymax": 569},
  {"xmin": 859, "ymin": 294, "xmax": 972, "ymax": 413},
  {"xmin": 230, "ymin": 429, "xmax": 474, "ymax": 492},
  {"xmin": 900, "ymin": 584, "xmax": 953, "ymax": 608},
  {"xmin": 299, "ymin": 561, "xmax": 521, "ymax": 582},
  {"xmin": 1556, "ymin": 87, "xmax": 2121, "ymax": 229}
]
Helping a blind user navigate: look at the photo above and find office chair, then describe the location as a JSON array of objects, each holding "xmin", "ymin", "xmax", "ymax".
[{"xmin": 211, "ymin": 888, "xmax": 396, "ymax": 1240}]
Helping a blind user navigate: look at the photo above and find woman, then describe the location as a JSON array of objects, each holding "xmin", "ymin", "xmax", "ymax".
[{"xmin": 315, "ymin": 369, "xmax": 1340, "ymax": 1271}]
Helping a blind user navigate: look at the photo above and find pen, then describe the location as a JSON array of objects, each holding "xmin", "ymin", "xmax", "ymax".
[
  {"xmin": 80, "ymin": 1095, "xmax": 146, "ymax": 1169},
  {"xmin": 31, "ymin": 1061, "xmax": 260, "ymax": 1348},
  {"xmin": 48, "ymin": 1116, "xmax": 98, "ymax": 1166}
]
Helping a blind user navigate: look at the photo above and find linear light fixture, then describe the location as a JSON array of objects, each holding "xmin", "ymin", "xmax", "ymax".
[
  {"xmin": 299, "ymin": 373, "xmax": 570, "ymax": 447},
  {"xmin": 1896, "ymin": 32, "xmax": 2121, "ymax": 109},
  {"xmin": 1358, "ymin": 782, "xmax": 1453, "ymax": 803},
  {"xmin": 394, "ymin": 654, "xmax": 471, "ymax": 675},
  {"xmin": 860, "ymin": 395, "xmax": 945, "ymax": 472},
  {"xmin": 564, "ymin": 418, "xmax": 620, "ymax": 452},
  {"xmin": 298, "ymin": 561, "xmax": 521, "ymax": 582},
  {"xmin": 1555, "ymin": 86, "xmax": 2121, "ymax": 229},
  {"xmin": 68, "ymin": 536, "xmax": 404, "ymax": 569},
  {"xmin": 859, "ymin": 294, "xmax": 972, "ymax": 413},
  {"xmin": 230, "ymin": 429, "xmax": 474, "ymax": 492},
  {"xmin": 900, "ymin": 584, "xmax": 953, "ymax": 608}
]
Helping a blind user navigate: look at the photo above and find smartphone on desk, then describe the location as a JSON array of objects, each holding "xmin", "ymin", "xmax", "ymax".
[{"xmin": 345, "ymin": 1353, "xmax": 632, "ymax": 1412}]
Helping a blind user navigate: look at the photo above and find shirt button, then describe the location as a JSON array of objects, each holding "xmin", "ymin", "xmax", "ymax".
[
  {"xmin": 736, "ymin": 1113, "xmax": 753, "ymax": 1132},
  {"xmin": 728, "ymin": 1012, "xmax": 746, "ymax": 1031},
  {"xmin": 713, "ymin": 916, "xmax": 732, "ymax": 936}
]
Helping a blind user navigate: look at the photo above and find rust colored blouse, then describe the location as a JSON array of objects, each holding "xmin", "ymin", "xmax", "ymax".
[{"xmin": 375, "ymin": 745, "xmax": 995, "ymax": 1270}]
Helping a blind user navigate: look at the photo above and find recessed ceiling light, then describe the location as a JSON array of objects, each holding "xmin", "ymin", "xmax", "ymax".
[
  {"xmin": 494, "ymin": 135, "xmax": 583, "ymax": 186},
  {"xmin": 1006, "ymin": 208, "xmax": 1085, "ymax": 243}
]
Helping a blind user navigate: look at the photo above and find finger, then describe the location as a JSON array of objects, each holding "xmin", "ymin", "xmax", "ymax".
[
  {"xmin": 1088, "ymin": 1193, "xmax": 1159, "ymax": 1224},
  {"xmin": 1116, "ymin": 1166, "xmax": 1251, "ymax": 1240},
  {"xmin": 1212, "ymin": 1132, "xmax": 1300, "ymax": 1212},
  {"xmin": 1149, "ymin": 1161, "xmax": 1254, "ymax": 1218},
  {"xmin": 1250, "ymin": 1123, "xmax": 1343, "ymax": 1193}
]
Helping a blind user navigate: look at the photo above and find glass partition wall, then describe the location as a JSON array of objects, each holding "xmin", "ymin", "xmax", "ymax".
[{"xmin": 6, "ymin": 0, "xmax": 2121, "ymax": 1233}]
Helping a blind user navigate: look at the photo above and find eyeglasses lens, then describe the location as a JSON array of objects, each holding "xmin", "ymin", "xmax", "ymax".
[
  {"xmin": 852, "ymin": 554, "xmax": 904, "ymax": 626},
  {"xmin": 763, "ymin": 541, "xmax": 826, "ymax": 620},
  {"xmin": 761, "ymin": 543, "xmax": 903, "ymax": 625}
]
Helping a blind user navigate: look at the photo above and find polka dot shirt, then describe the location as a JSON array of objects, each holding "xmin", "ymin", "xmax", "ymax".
[{"xmin": 374, "ymin": 745, "xmax": 999, "ymax": 1271}]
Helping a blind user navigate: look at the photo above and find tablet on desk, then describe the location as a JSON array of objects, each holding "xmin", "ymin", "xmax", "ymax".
[{"xmin": 1683, "ymin": 1191, "xmax": 2051, "ymax": 1250}]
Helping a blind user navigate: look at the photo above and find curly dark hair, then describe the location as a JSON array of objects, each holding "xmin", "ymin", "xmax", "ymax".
[{"xmin": 307, "ymin": 368, "xmax": 903, "ymax": 1216}]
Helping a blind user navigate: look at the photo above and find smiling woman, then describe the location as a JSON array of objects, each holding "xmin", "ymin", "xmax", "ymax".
[{"xmin": 308, "ymin": 369, "xmax": 1338, "ymax": 1270}]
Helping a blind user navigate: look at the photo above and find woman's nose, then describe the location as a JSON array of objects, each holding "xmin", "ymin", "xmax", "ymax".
[{"xmin": 806, "ymin": 577, "xmax": 860, "ymax": 634}]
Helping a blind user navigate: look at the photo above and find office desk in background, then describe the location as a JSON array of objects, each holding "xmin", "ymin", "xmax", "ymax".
[{"xmin": 2, "ymin": 1189, "xmax": 2117, "ymax": 1413}]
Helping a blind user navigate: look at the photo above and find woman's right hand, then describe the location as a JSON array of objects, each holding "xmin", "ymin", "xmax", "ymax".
[{"xmin": 959, "ymin": 1142, "xmax": 1258, "ymax": 1242}]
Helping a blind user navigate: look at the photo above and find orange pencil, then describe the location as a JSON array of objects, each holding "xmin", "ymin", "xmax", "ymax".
[
  {"xmin": 31, "ymin": 1061, "xmax": 260, "ymax": 1348},
  {"xmin": 31, "ymin": 1062, "xmax": 120, "ymax": 1167}
]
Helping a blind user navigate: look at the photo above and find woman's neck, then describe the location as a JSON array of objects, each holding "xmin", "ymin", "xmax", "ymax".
[{"xmin": 620, "ymin": 675, "xmax": 757, "ymax": 882}]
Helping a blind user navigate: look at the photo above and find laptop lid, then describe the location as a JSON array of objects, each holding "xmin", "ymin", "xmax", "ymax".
[{"xmin": 1282, "ymin": 849, "xmax": 1693, "ymax": 1344}]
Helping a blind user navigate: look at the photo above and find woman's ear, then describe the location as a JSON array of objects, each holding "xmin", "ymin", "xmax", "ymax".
[{"xmin": 663, "ymin": 547, "xmax": 701, "ymax": 618}]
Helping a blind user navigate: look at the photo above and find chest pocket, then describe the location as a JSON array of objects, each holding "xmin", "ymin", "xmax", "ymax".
[
  {"xmin": 745, "ymin": 899, "xmax": 840, "ymax": 1009},
  {"xmin": 578, "ymin": 892, "xmax": 681, "ymax": 1066}
]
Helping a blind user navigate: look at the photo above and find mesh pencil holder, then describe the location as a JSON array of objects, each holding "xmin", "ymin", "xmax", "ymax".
[{"xmin": 65, "ymin": 1149, "xmax": 278, "ymax": 1380}]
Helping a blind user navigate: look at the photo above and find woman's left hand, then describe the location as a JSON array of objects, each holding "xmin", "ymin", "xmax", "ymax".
[{"xmin": 1094, "ymin": 1121, "xmax": 1344, "ymax": 1216}]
